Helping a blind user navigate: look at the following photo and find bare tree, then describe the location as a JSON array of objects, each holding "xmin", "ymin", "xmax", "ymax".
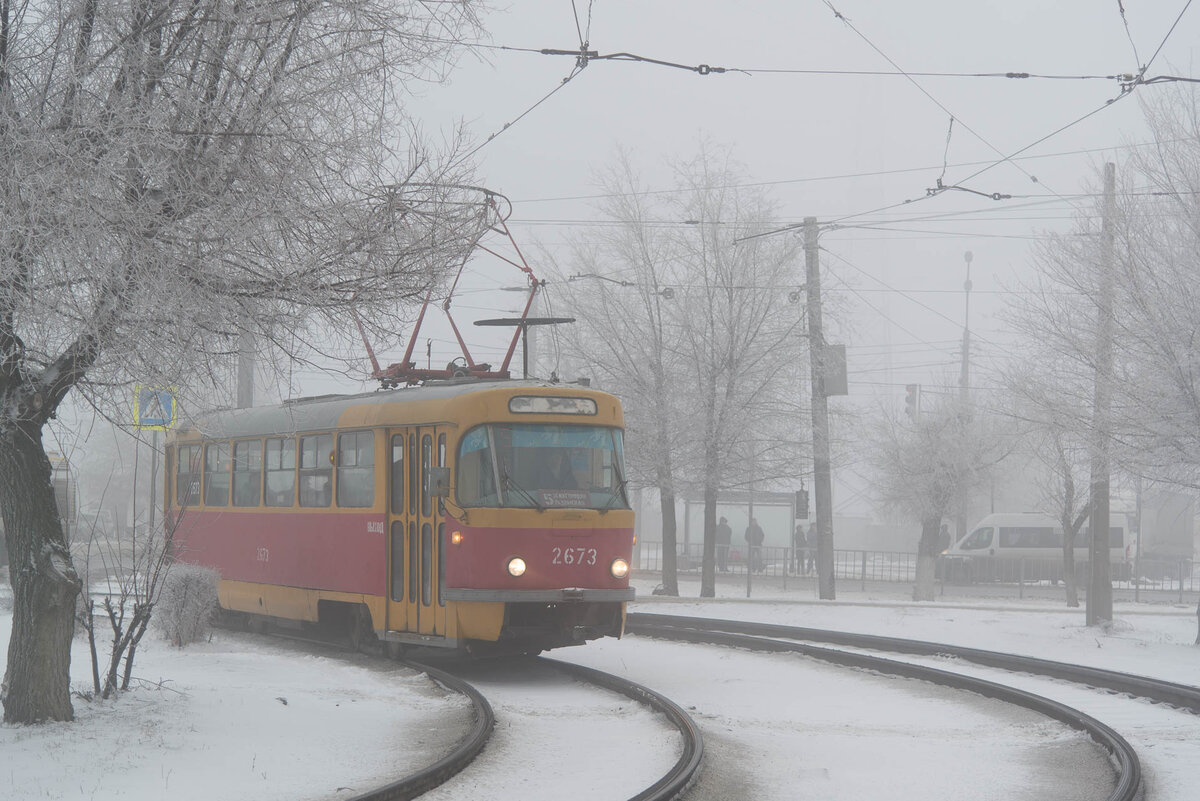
[
  {"xmin": 550, "ymin": 152, "xmax": 690, "ymax": 595},
  {"xmin": 74, "ymin": 502, "xmax": 177, "ymax": 699},
  {"xmin": 1, "ymin": 0, "xmax": 485, "ymax": 723},
  {"xmin": 666, "ymin": 150, "xmax": 805, "ymax": 597},
  {"xmin": 870, "ymin": 388, "xmax": 1009, "ymax": 601},
  {"xmin": 552, "ymin": 147, "xmax": 807, "ymax": 597},
  {"xmin": 1003, "ymin": 359, "xmax": 1094, "ymax": 606}
]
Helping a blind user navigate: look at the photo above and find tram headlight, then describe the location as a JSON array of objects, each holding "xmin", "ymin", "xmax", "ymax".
[
  {"xmin": 451, "ymin": 531, "xmax": 464, "ymax": 546},
  {"xmin": 507, "ymin": 557, "xmax": 527, "ymax": 577},
  {"xmin": 610, "ymin": 558, "xmax": 630, "ymax": 579}
]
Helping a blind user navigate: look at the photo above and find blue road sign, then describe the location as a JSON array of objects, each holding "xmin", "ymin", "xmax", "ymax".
[{"xmin": 134, "ymin": 386, "xmax": 176, "ymax": 430}]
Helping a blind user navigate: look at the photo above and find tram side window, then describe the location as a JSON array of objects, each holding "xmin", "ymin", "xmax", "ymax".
[
  {"xmin": 390, "ymin": 435, "xmax": 404, "ymax": 514},
  {"xmin": 232, "ymin": 440, "xmax": 263, "ymax": 507},
  {"xmin": 337, "ymin": 431, "xmax": 375, "ymax": 508},
  {"xmin": 265, "ymin": 438, "xmax": 296, "ymax": 507},
  {"xmin": 204, "ymin": 442, "xmax": 231, "ymax": 506},
  {"xmin": 390, "ymin": 521, "xmax": 404, "ymax": 602},
  {"xmin": 438, "ymin": 523, "xmax": 446, "ymax": 608},
  {"xmin": 299, "ymin": 433, "xmax": 333, "ymax": 507},
  {"xmin": 421, "ymin": 434, "xmax": 432, "ymax": 516},
  {"xmin": 176, "ymin": 445, "xmax": 202, "ymax": 507}
]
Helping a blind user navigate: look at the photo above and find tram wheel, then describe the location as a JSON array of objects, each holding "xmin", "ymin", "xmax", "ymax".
[{"xmin": 348, "ymin": 604, "xmax": 379, "ymax": 654}]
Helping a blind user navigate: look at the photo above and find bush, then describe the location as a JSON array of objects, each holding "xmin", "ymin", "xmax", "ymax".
[{"xmin": 155, "ymin": 564, "xmax": 219, "ymax": 646}]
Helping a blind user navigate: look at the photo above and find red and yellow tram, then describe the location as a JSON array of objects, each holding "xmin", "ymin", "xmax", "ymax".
[{"xmin": 166, "ymin": 381, "xmax": 635, "ymax": 653}]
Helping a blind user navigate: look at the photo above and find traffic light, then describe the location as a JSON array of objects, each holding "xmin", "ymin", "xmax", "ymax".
[
  {"xmin": 904, "ymin": 384, "xmax": 919, "ymax": 419},
  {"xmin": 794, "ymin": 487, "xmax": 809, "ymax": 519}
]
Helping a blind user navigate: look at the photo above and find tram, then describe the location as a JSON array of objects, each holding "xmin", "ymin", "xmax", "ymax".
[{"xmin": 166, "ymin": 381, "xmax": 634, "ymax": 653}]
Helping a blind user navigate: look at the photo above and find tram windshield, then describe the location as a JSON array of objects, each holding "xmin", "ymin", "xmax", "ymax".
[{"xmin": 457, "ymin": 423, "xmax": 628, "ymax": 510}]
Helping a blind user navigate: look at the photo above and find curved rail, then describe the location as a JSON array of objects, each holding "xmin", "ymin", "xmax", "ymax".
[
  {"xmin": 627, "ymin": 614, "xmax": 1141, "ymax": 801},
  {"xmin": 630, "ymin": 612, "xmax": 1200, "ymax": 713},
  {"xmin": 221, "ymin": 621, "xmax": 497, "ymax": 801},
  {"xmin": 344, "ymin": 659, "xmax": 495, "ymax": 801},
  {"xmin": 544, "ymin": 658, "xmax": 704, "ymax": 801}
]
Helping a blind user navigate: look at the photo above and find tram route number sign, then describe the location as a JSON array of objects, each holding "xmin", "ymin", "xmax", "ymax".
[
  {"xmin": 539, "ymin": 489, "xmax": 589, "ymax": 508},
  {"xmin": 134, "ymin": 386, "xmax": 177, "ymax": 431}
]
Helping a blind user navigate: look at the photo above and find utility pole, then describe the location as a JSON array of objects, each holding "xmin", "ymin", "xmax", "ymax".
[
  {"xmin": 957, "ymin": 250, "xmax": 973, "ymax": 545},
  {"xmin": 1087, "ymin": 162, "xmax": 1116, "ymax": 626},
  {"xmin": 805, "ymin": 217, "xmax": 835, "ymax": 600},
  {"xmin": 237, "ymin": 322, "xmax": 254, "ymax": 409}
]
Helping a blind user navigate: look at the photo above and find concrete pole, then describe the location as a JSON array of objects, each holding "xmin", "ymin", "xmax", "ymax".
[
  {"xmin": 237, "ymin": 323, "xmax": 254, "ymax": 409},
  {"xmin": 957, "ymin": 250, "xmax": 973, "ymax": 543},
  {"xmin": 1087, "ymin": 162, "xmax": 1116, "ymax": 626},
  {"xmin": 805, "ymin": 217, "xmax": 836, "ymax": 600}
]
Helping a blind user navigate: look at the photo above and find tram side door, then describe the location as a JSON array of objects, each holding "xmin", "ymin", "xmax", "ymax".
[
  {"xmin": 385, "ymin": 431, "xmax": 410, "ymax": 634},
  {"xmin": 413, "ymin": 426, "xmax": 448, "ymax": 637}
]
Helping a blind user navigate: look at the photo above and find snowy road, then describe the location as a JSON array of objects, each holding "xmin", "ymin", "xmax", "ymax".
[
  {"xmin": 411, "ymin": 656, "xmax": 680, "ymax": 801},
  {"xmin": 560, "ymin": 635, "xmax": 1116, "ymax": 801}
]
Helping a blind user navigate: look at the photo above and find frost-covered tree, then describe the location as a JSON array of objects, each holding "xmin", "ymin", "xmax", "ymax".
[
  {"xmin": 552, "ymin": 147, "xmax": 807, "ymax": 598},
  {"xmin": 1002, "ymin": 356, "xmax": 1096, "ymax": 606},
  {"xmin": 0, "ymin": 0, "xmax": 484, "ymax": 724},
  {"xmin": 551, "ymin": 153, "xmax": 690, "ymax": 595},
  {"xmin": 870, "ymin": 389, "xmax": 1009, "ymax": 601}
]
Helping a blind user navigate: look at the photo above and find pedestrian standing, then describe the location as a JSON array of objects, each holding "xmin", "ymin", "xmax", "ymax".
[
  {"xmin": 745, "ymin": 518, "xmax": 765, "ymax": 573},
  {"xmin": 791, "ymin": 523, "xmax": 805, "ymax": 574},
  {"xmin": 804, "ymin": 524, "xmax": 817, "ymax": 575},
  {"xmin": 716, "ymin": 516, "xmax": 732, "ymax": 572}
]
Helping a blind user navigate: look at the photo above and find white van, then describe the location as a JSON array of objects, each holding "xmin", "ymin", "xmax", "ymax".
[{"xmin": 941, "ymin": 512, "xmax": 1131, "ymax": 582}]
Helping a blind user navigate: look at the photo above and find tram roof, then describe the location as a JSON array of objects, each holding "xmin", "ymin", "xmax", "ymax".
[{"xmin": 173, "ymin": 380, "xmax": 614, "ymax": 441}]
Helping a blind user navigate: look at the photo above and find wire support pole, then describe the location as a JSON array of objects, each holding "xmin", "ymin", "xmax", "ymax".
[
  {"xmin": 805, "ymin": 217, "xmax": 836, "ymax": 600},
  {"xmin": 1087, "ymin": 163, "xmax": 1117, "ymax": 626}
]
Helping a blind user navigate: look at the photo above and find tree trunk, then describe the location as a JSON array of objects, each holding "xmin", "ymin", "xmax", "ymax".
[
  {"xmin": 700, "ymin": 486, "xmax": 717, "ymax": 597},
  {"xmin": 912, "ymin": 516, "xmax": 941, "ymax": 602},
  {"xmin": 1062, "ymin": 543, "xmax": 1079, "ymax": 608},
  {"xmin": 1, "ymin": 424, "xmax": 82, "ymax": 723},
  {"xmin": 658, "ymin": 487, "xmax": 679, "ymax": 596}
]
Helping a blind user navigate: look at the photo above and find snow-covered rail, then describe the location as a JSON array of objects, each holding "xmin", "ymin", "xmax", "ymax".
[
  {"xmin": 345, "ymin": 658, "xmax": 495, "ymax": 801},
  {"xmin": 627, "ymin": 613, "xmax": 1143, "ymax": 801},
  {"xmin": 407, "ymin": 655, "xmax": 704, "ymax": 801}
]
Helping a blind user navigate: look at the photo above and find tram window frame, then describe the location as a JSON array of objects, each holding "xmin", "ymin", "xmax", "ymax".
[
  {"xmin": 298, "ymin": 433, "xmax": 333, "ymax": 508},
  {"xmin": 390, "ymin": 520, "xmax": 404, "ymax": 602},
  {"xmin": 408, "ymin": 436, "xmax": 417, "ymax": 516},
  {"xmin": 421, "ymin": 522, "xmax": 432, "ymax": 607},
  {"xmin": 336, "ymin": 430, "xmax": 375, "ymax": 508},
  {"xmin": 421, "ymin": 434, "xmax": 432, "ymax": 517},
  {"xmin": 232, "ymin": 439, "xmax": 263, "ymax": 507},
  {"xmin": 390, "ymin": 434, "xmax": 404, "ymax": 514},
  {"xmin": 438, "ymin": 523, "xmax": 446, "ymax": 608},
  {"xmin": 203, "ymin": 442, "xmax": 231, "ymax": 507},
  {"xmin": 176, "ymin": 445, "xmax": 202, "ymax": 507},
  {"xmin": 408, "ymin": 521, "xmax": 417, "ymax": 604},
  {"xmin": 437, "ymin": 433, "xmax": 447, "ymax": 515},
  {"xmin": 264, "ymin": 437, "xmax": 297, "ymax": 507}
]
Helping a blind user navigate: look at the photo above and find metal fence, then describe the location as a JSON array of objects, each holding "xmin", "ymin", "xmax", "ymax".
[{"xmin": 634, "ymin": 541, "xmax": 1199, "ymax": 602}]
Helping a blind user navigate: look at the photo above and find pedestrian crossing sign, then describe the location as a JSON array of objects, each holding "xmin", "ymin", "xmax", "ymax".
[{"xmin": 134, "ymin": 386, "xmax": 177, "ymax": 430}]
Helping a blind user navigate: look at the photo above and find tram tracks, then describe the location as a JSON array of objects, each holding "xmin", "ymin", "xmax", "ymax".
[
  {"xmin": 245, "ymin": 625, "xmax": 702, "ymax": 801},
  {"xmin": 625, "ymin": 612, "xmax": 1190, "ymax": 801}
]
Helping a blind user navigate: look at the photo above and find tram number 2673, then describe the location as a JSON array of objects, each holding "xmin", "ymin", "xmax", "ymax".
[{"xmin": 552, "ymin": 546, "xmax": 597, "ymax": 566}]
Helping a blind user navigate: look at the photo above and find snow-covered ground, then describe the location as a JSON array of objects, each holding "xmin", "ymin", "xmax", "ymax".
[{"xmin": 1, "ymin": 576, "xmax": 1196, "ymax": 800}]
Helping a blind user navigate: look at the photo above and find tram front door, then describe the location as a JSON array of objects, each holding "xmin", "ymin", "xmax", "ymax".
[{"xmin": 386, "ymin": 427, "xmax": 447, "ymax": 639}]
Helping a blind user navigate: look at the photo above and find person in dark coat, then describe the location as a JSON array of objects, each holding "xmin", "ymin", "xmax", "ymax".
[
  {"xmin": 804, "ymin": 525, "xmax": 817, "ymax": 575},
  {"xmin": 792, "ymin": 523, "xmax": 805, "ymax": 574},
  {"xmin": 745, "ymin": 518, "xmax": 765, "ymax": 573},
  {"xmin": 716, "ymin": 516, "xmax": 732, "ymax": 572}
]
